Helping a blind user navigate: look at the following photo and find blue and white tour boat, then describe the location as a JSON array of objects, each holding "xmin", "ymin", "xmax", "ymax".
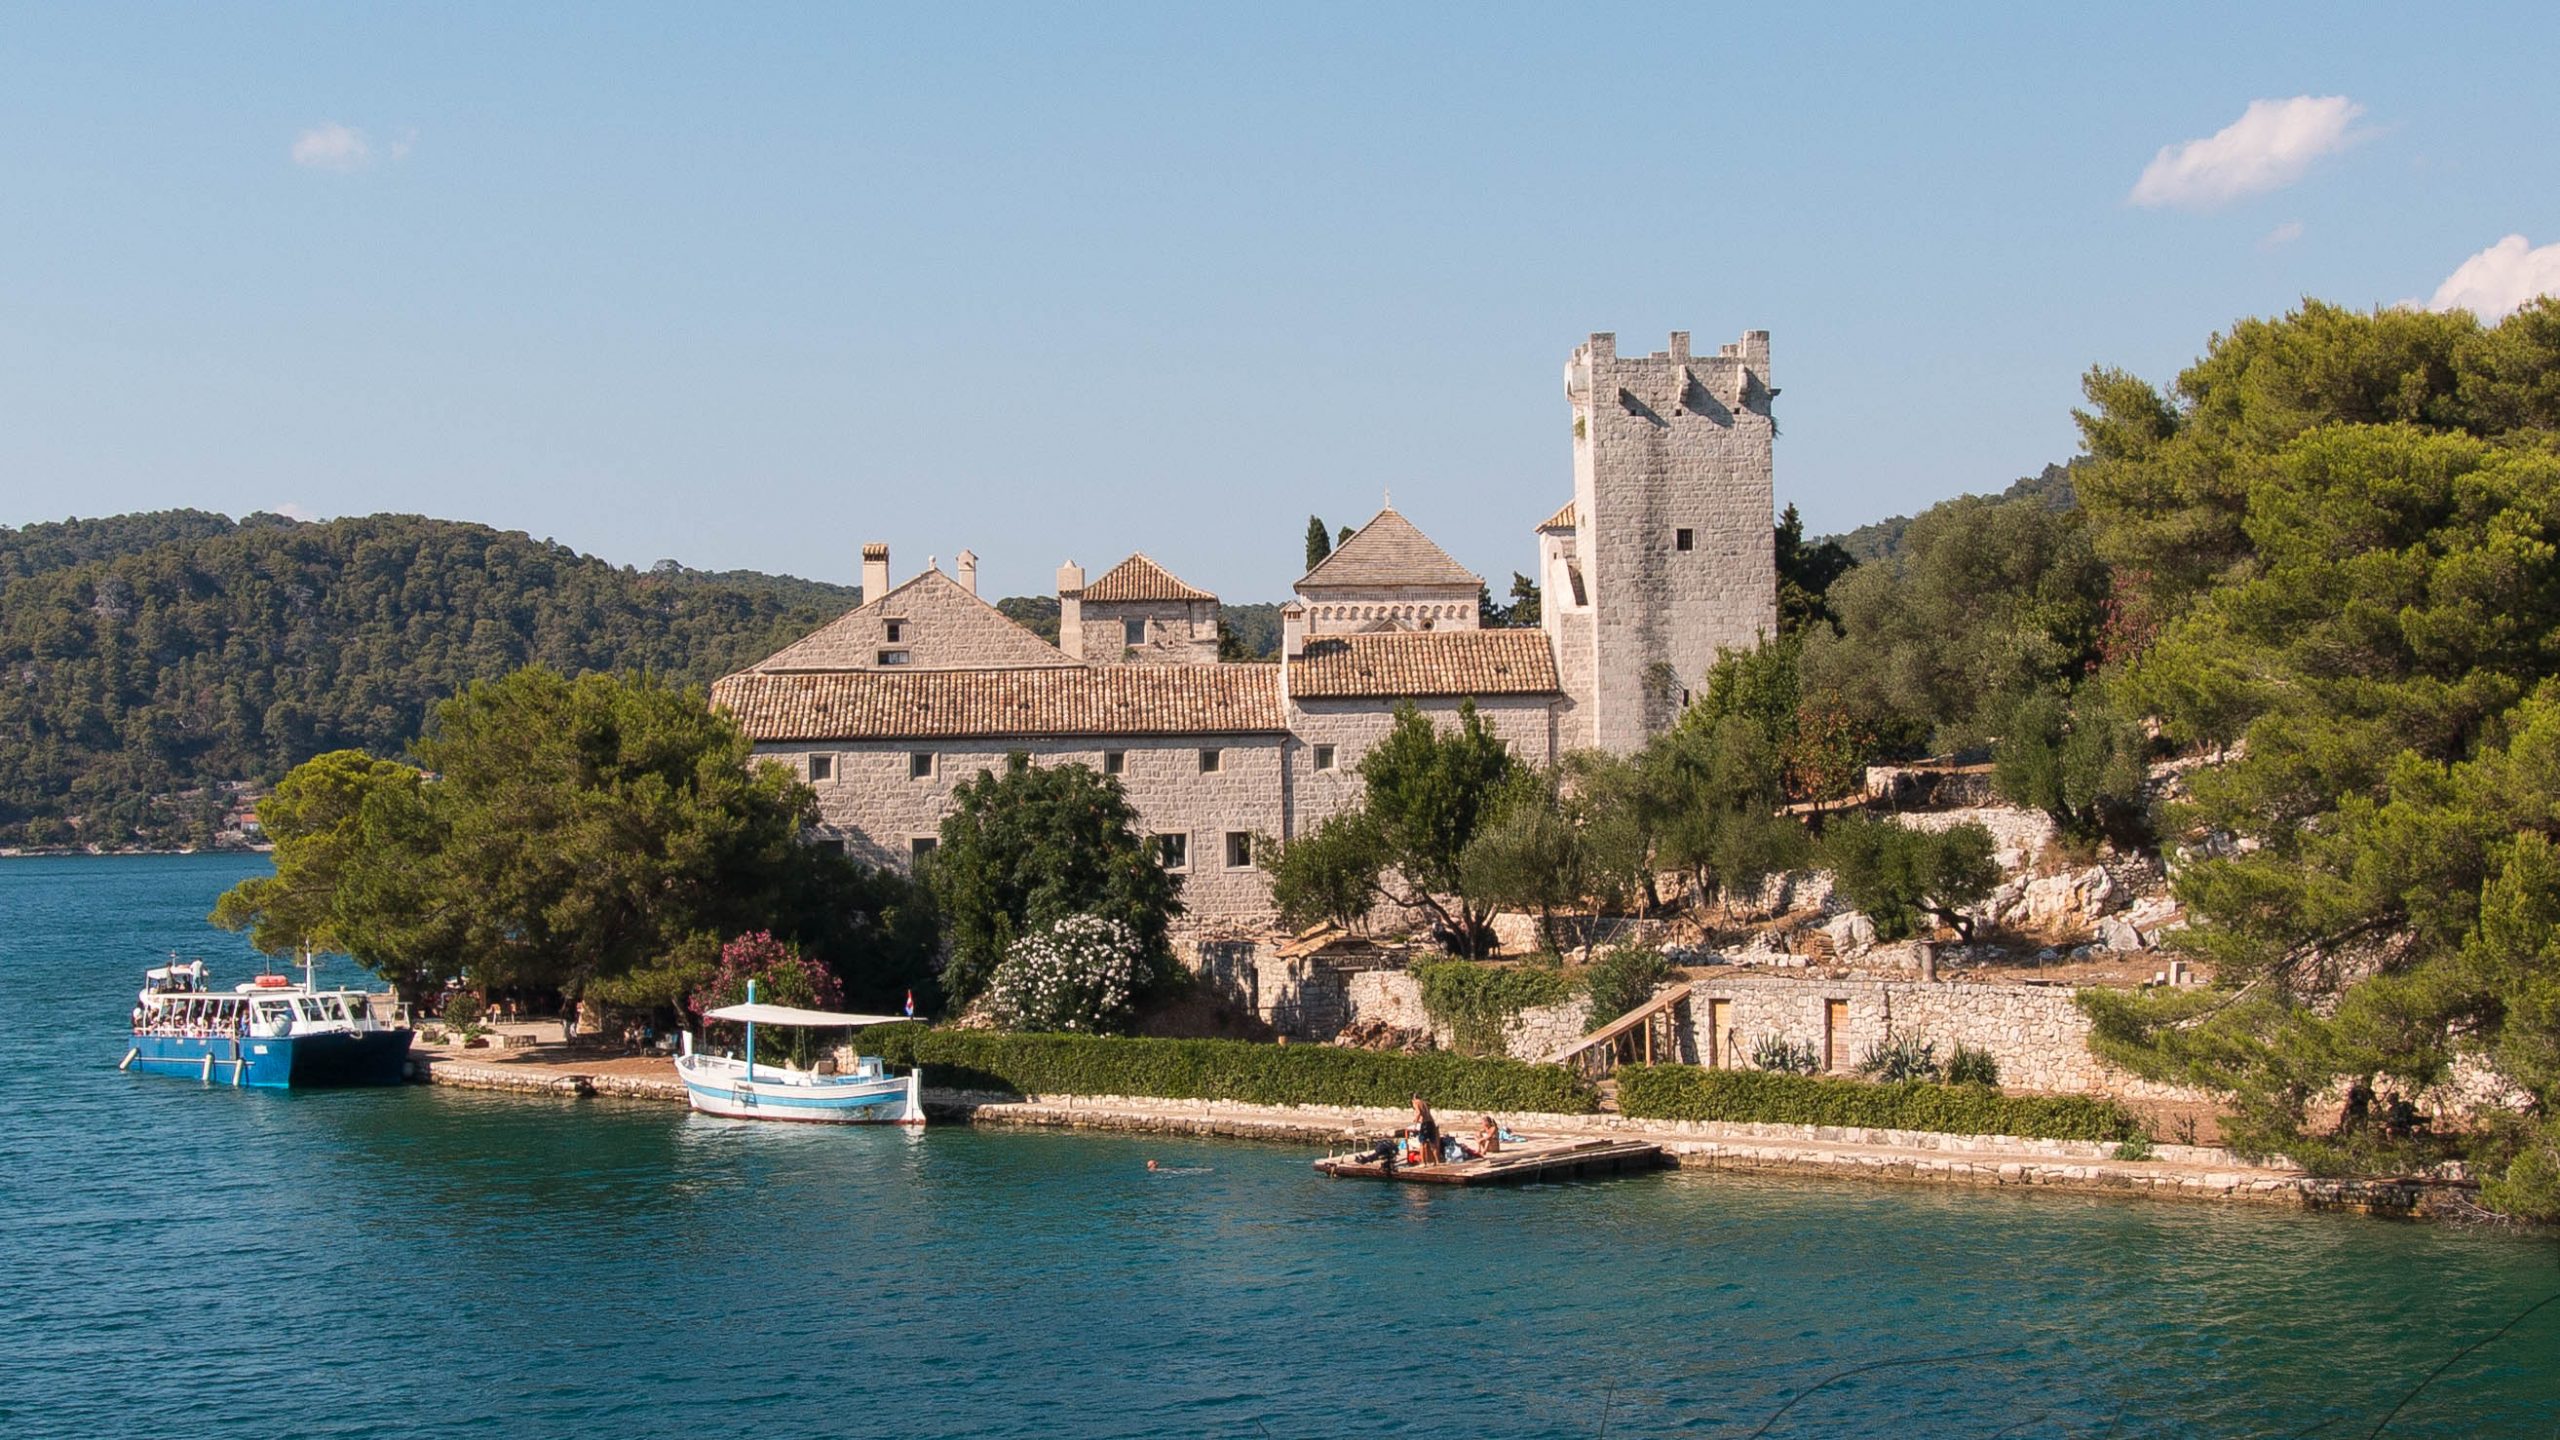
[
  {"xmin": 122, "ymin": 957, "xmax": 414, "ymax": 1088},
  {"xmin": 676, "ymin": 983, "xmax": 923, "ymax": 1125}
]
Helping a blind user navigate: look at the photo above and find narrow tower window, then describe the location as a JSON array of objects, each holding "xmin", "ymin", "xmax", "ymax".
[{"xmin": 1675, "ymin": 528, "xmax": 1694, "ymax": 552}]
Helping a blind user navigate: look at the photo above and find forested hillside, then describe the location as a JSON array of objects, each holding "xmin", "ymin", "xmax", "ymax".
[{"xmin": 0, "ymin": 512, "xmax": 856, "ymax": 848}]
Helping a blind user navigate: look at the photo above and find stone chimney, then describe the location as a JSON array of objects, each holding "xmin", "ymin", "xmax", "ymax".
[
  {"xmin": 1056, "ymin": 561, "xmax": 1086, "ymax": 661},
  {"xmin": 1278, "ymin": 600, "xmax": 1308, "ymax": 703},
  {"xmin": 956, "ymin": 549, "xmax": 978, "ymax": 597},
  {"xmin": 861, "ymin": 543, "xmax": 889, "ymax": 602}
]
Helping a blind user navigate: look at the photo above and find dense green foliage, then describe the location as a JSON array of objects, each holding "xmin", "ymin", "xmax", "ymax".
[
  {"xmin": 1616, "ymin": 1063, "xmax": 2141, "ymax": 1141},
  {"xmin": 0, "ymin": 511, "xmax": 855, "ymax": 848},
  {"xmin": 1579, "ymin": 944, "xmax": 1675, "ymax": 1031},
  {"xmin": 1262, "ymin": 702, "xmax": 1516, "ymax": 951},
  {"xmin": 211, "ymin": 669, "xmax": 937, "ymax": 1013},
  {"xmin": 853, "ymin": 1024, "xmax": 1599, "ymax": 1113},
  {"xmin": 1991, "ymin": 683, "xmax": 2148, "ymax": 841},
  {"xmin": 1774, "ymin": 503, "xmax": 1854, "ymax": 636},
  {"xmin": 1412, "ymin": 959, "xmax": 1571, "ymax": 1056},
  {"xmin": 1820, "ymin": 814, "xmax": 1999, "ymax": 941},
  {"xmin": 1257, "ymin": 811, "xmax": 1385, "ymax": 931},
  {"xmin": 2066, "ymin": 299, "xmax": 2560, "ymax": 1218},
  {"xmin": 1800, "ymin": 489, "xmax": 2108, "ymax": 755},
  {"xmin": 1818, "ymin": 462, "xmax": 2079, "ymax": 566},
  {"xmin": 1480, "ymin": 573, "xmax": 1541, "ymax": 628},
  {"xmin": 926, "ymin": 754, "xmax": 1182, "ymax": 1010},
  {"xmin": 1305, "ymin": 515, "xmax": 1333, "ymax": 573},
  {"xmin": 1455, "ymin": 772, "xmax": 1585, "ymax": 950}
]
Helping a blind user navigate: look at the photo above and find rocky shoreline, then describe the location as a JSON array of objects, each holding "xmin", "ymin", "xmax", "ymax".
[{"xmin": 411, "ymin": 1051, "xmax": 2473, "ymax": 1219}]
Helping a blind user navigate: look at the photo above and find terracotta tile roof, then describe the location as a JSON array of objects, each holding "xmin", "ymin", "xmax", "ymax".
[
  {"xmin": 1287, "ymin": 629, "xmax": 1560, "ymax": 699},
  {"xmin": 1297, "ymin": 507, "xmax": 1480, "ymax": 590},
  {"xmin": 712, "ymin": 664, "xmax": 1286, "ymax": 741},
  {"xmin": 1536, "ymin": 499, "xmax": 1578, "ymax": 532},
  {"xmin": 1074, "ymin": 553, "xmax": 1216, "ymax": 603}
]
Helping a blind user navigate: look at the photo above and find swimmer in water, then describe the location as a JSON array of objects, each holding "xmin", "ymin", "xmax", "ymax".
[{"xmin": 1146, "ymin": 1159, "xmax": 1160, "ymax": 1171}]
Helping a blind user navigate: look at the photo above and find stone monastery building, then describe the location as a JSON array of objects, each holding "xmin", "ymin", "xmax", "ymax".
[{"xmin": 710, "ymin": 330, "xmax": 1777, "ymax": 924}]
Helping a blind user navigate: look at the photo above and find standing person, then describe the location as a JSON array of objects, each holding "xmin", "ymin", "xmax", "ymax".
[
  {"xmin": 561, "ymin": 998, "xmax": 579, "ymax": 1045},
  {"xmin": 1409, "ymin": 1096, "xmax": 1441, "ymax": 1164}
]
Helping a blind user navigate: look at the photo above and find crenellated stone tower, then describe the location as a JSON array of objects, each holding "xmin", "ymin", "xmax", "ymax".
[{"xmin": 1543, "ymin": 330, "xmax": 1777, "ymax": 753}]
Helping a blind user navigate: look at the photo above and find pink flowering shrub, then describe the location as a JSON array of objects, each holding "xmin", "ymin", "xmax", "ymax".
[{"xmin": 689, "ymin": 931, "xmax": 843, "ymax": 1016}]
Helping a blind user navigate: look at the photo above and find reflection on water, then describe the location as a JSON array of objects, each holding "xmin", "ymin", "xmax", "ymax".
[{"xmin": 3, "ymin": 855, "xmax": 2555, "ymax": 1438}]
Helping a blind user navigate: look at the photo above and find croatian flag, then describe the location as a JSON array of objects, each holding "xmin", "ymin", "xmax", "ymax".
[{"xmin": 903, "ymin": 989, "xmax": 915, "ymax": 1018}]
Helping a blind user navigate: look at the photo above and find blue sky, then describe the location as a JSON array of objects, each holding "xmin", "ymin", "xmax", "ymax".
[{"xmin": 5, "ymin": 3, "xmax": 2557, "ymax": 600}]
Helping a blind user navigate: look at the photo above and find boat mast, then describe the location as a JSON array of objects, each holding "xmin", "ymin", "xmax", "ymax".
[{"xmin": 744, "ymin": 978, "xmax": 757, "ymax": 1081}]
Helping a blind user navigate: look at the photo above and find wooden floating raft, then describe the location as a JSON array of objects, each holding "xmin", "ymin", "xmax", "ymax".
[{"xmin": 1313, "ymin": 1136, "xmax": 1665, "ymax": 1186}]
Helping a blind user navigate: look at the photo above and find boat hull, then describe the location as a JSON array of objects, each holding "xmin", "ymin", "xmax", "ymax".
[
  {"xmin": 677, "ymin": 1060, "xmax": 925, "ymax": 1125},
  {"xmin": 126, "ymin": 1029, "xmax": 413, "ymax": 1089}
]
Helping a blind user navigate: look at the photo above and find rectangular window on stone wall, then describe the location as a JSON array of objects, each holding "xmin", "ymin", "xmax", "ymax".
[
  {"xmin": 1224, "ymin": 832, "xmax": 1253, "ymax": 868},
  {"xmin": 1124, "ymin": 618, "xmax": 1146, "ymax": 646},
  {"xmin": 910, "ymin": 836, "xmax": 937, "ymax": 861},
  {"xmin": 1675, "ymin": 528, "xmax": 1694, "ymax": 552},
  {"xmin": 808, "ymin": 754, "xmax": 834, "ymax": 782},
  {"xmin": 1312, "ymin": 744, "xmax": 1335, "ymax": 771},
  {"xmin": 884, "ymin": 620, "xmax": 904, "ymax": 643},
  {"xmin": 1104, "ymin": 750, "xmax": 1125, "ymax": 775},
  {"xmin": 814, "ymin": 836, "xmax": 846, "ymax": 856},
  {"xmin": 909, "ymin": 752, "xmax": 934, "ymax": 780},
  {"xmin": 1198, "ymin": 748, "xmax": 1221, "ymax": 773},
  {"xmin": 878, "ymin": 649, "xmax": 911, "ymax": 665},
  {"xmin": 1155, "ymin": 833, "xmax": 1188, "ymax": 869}
]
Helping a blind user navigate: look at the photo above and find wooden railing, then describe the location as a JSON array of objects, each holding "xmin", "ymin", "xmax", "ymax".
[{"xmin": 1547, "ymin": 985, "xmax": 1694, "ymax": 1080}]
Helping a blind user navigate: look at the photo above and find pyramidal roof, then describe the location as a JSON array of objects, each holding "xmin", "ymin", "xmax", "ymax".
[
  {"xmin": 1076, "ymin": 553, "xmax": 1216, "ymax": 603},
  {"xmin": 1297, "ymin": 507, "xmax": 1479, "ymax": 590}
]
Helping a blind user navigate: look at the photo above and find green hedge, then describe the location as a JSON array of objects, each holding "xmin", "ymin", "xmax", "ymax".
[
  {"xmin": 852, "ymin": 1024, "xmax": 1597, "ymax": 1114},
  {"xmin": 1615, "ymin": 1064, "xmax": 2143, "ymax": 1142}
]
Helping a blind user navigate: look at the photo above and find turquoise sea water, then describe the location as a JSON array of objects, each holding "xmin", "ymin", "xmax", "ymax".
[{"xmin": 3, "ymin": 854, "xmax": 2555, "ymax": 1439}]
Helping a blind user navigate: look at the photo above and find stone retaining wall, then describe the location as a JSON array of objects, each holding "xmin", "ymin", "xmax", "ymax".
[
  {"xmin": 1334, "ymin": 968, "xmax": 2214, "ymax": 1100},
  {"xmin": 1681, "ymin": 973, "xmax": 2210, "ymax": 1101},
  {"xmin": 1343, "ymin": 970, "xmax": 1593, "ymax": 1060}
]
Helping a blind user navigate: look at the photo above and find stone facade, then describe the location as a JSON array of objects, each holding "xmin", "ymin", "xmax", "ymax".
[
  {"xmin": 756, "ymin": 563, "xmax": 1076, "ymax": 674},
  {"xmin": 1552, "ymin": 331, "xmax": 1778, "ymax": 753},
  {"xmin": 1676, "ymin": 973, "xmax": 2208, "ymax": 1100},
  {"xmin": 1333, "ymin": 968, "xmax": 2212, "ymax": 1099},
  {"xmin": 775, "ymin": 734, "xmax": 1289, "ymax": 922},
  {"xmin": 717, "ymin": 328, "xmax": 1780, "ymax": 927}
]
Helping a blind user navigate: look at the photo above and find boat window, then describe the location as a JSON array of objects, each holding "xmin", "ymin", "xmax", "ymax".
[{"xmin": 323, "ymin": 996, "xmax": 352, "ymax": 1021}]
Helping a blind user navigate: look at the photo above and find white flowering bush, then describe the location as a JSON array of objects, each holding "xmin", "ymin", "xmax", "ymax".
[{"xmin": 984, "ymin": 914, "xmax": 1143, "ymax": 1034}]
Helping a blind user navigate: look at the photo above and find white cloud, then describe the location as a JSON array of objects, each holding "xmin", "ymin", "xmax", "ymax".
[
  {"xmin": 2259, "ymin": 220, "xmax": 2306, "ymax": 251},
  {"xmin": 2130, "ymin": 96, "xmax": 2365, "ymax": 210},
  {"xmin": 2425, "ymin": 235, "xmax": 2560, "ymax": 320},
  {"xmin": 291, "ymin": 122, "xmax": 372, "ymax": 172}
]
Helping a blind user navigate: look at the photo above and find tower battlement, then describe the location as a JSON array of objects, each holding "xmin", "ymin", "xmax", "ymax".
[{"xmin": 1547, "ymin": 327, "xmax": 1778, "ymax": 752}]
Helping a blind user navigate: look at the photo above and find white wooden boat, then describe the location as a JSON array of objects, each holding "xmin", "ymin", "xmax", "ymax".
[{"xmin": 676, "ymin": 985, "xmax": 922, "ymax": 1125}]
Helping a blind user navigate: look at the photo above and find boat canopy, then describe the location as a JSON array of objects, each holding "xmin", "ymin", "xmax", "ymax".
[{"xmin": 703, "ymin": 1003, "xmax": 912, "ymax": 1029}]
